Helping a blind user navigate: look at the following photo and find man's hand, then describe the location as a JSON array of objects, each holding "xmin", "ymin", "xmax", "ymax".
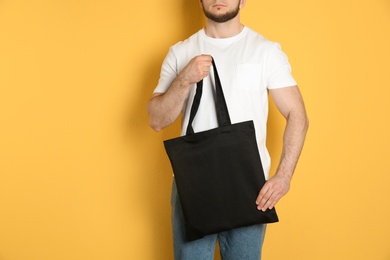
[
  {"xmin": 148, "ymin": 54, "xmax": 213, "ymax": 131},
  {"xmin": 255, "ymin": 174, "xmax": 291, "ymax": 212},
  {"xmin": 180, "ymin": 55, "xmax": 212, "ymax": 85}
]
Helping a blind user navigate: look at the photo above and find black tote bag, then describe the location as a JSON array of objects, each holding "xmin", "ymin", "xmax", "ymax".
[{"xmin": 164, "ymin": 58, "xmax": 278, "ymax": 242}]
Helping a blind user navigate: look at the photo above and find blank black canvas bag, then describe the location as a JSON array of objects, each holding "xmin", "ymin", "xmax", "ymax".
[{"xmin": 164, "ymin": 58, "xmax": 278, "ymax": 242}]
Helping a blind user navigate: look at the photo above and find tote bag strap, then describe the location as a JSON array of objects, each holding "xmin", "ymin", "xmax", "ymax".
[{"xmin": 186, "ymin": 58, "xmax": 231, "ymax": 135}]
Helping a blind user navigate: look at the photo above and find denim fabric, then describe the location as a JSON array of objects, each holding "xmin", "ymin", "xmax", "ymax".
[{"xmin": 171, "ymin": 180, "xmax": 266, "ymax": 260}]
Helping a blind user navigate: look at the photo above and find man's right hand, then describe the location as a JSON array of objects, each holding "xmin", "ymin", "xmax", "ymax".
[
  {"xmin": 180, "ymin": 55, "xmax": 213, "ymax": 85},
  {"xmin": 148, "ymin": 54, "xmax": 213, "ymax": 132}
]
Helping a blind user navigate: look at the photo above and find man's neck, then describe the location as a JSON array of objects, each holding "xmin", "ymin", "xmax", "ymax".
[{"xmin": 204, "ymin": 16, "xmax": 244, "ymax": 39}]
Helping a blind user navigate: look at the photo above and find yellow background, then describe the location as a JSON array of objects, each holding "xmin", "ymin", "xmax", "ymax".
[{"xmin": 1, "ymin": 0, "xmax": 389, "ymax": 259}]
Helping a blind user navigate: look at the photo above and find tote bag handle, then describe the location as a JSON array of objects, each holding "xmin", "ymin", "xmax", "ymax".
[{"xmin": 186, "ymin": 58, "xmax": 231, "ymax": 135}]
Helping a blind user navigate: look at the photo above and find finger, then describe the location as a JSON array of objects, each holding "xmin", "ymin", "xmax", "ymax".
[
  {"xmin": 262, "ymin": 191, "xmax": 279, "ymax": 211},
  {"xmin": 202, "ymin": 63, "xmax": 211, "ymax": 72},
  {"xmin": 196, "ymin": 63, "xmax": 211, "ymax": 78},
  {"xmin": 268, "ymin": 198, "xmax": 278, "ymax": 210},
  {"xmin": 202, "ymin": 61, "xmax": 212, "ymax": 69},
  {"xmin": 257, "ymin": 188, "xmax": 273, "ymax": 210},
  {"xmin": 196, "ymin": 55, "xmax": 212, "ymax": 64},
  {"xmin": 200, "ymin": 54, "xmax": 213, "ymax": 60},
  {"xmin": 259, "ymin": 191, "xmax": 275, "ymax": 211},
  {"xmin": 256, "ymin": 184, "xmax": 270, "ymax": 205}
]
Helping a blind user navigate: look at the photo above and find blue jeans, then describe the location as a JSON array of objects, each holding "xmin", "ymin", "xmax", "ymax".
[{"xmin": 171, "ymin": 180, "xmax": 267, "ymax": 260}]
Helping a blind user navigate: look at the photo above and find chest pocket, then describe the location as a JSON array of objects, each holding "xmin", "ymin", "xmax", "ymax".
[{"xmin": 236, "ymin": 63, "xmax": 262, "ymax": 91}]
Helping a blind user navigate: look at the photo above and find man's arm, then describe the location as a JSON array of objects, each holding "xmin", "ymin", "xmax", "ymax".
[
  {"xmin": 148, "ymin": 55, "xmax": 212, "ymax": 132},
  {"xmin": 256, "ymin": 85, "xmax": 309, "ymax": 211}
]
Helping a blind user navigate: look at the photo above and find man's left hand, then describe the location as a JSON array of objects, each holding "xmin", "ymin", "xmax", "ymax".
[{"xmin": 255, "ymin": 174, "xmax": 291, "ymax": 212}]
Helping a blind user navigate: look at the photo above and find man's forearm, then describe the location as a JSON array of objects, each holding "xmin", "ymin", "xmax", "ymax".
[
  {"xmin": 148, "ymin": 75, "xmax": 192, "ymax": 132},
  {"xmin": 148, "ymin": 55, "xmax": 213, "ymax": 132},
  {"xmin": 275, "ymin": 109, "xmax": 309, "ymax": 180}
]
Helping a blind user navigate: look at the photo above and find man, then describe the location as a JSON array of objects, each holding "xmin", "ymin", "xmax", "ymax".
[{"xmin": 148, "ymin": 0, "xmax": 309, "ymax": 259}]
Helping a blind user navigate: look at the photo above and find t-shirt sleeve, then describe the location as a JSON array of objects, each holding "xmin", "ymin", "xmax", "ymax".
[
  {"xmin": 266, "ymin": 43, "xmax": 297, "ymax": 89},
  {"xmin": 153, "ymin": 47, "xmax": 178, "ymax": 94}
]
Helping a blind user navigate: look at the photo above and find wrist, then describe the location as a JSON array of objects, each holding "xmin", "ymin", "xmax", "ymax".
[
  {"xmin": 274, "ymin": 168, "xmax": 293, "ymax": 182},
  {"xmin": 176, "ymin": 73, "xmax": 193, "ymax": 89}
]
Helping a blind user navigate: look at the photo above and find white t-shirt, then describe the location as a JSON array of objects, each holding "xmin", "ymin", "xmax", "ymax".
[{"xmin": 154, "ymin": 26, "xmax": 297, "ymax": 178}]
